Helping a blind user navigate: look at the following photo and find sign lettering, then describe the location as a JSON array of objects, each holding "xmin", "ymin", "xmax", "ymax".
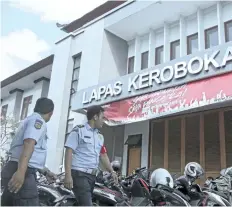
[{"xmin": 81, "ymin": 46, "xmax": 232, "ymax": 105}]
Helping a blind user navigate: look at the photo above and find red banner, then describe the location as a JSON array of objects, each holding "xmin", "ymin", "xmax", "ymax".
[{"xmin": 103, "ymin": 73, "xmax": 232, "ymax": 126}]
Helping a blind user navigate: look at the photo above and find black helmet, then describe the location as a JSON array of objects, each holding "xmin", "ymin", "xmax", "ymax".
[{"xmin": 111, "ymin": 160, "xmax": 121, "ymax": 172}]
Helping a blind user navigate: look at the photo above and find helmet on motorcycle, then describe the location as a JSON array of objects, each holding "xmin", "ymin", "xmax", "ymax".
[
  {"xmin": 111, "ymin": 160, "xmax": 121, "ymax": 172},
  {"xmin": 184, "ymin": 162, "xmax": 204, "ymax": 178},
  {"xmin": 224, "ymin": 166, "xmax": 232, "ymax": 177},
  {"xmin": 150, "ymin": 168, "xmax": 174, "ymax": 188}
]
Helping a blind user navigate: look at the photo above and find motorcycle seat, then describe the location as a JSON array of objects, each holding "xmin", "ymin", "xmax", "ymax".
[
  {"xmin": 173, "ymin": 189, "xmax": 191, "ymax": 202},
  {"xmin": 210, "ymin": 190, "xmax": 229, "ymax": 200},
  {"xmin": 95, "ymin": 182, "xmax": 105, "ymax": 188}
]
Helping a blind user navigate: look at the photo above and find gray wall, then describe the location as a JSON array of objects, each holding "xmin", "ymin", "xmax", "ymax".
[
  {"xmin": 99, "ymin": 30, "xmax": 128, "ymax": 83},
  {"xmin": 101, "ymin": 124, "xmax": 125, "ymax": 162}
]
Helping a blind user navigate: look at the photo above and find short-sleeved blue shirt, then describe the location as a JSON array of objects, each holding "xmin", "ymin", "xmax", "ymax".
[
  {"xmin": 65, "ymin": 123, "xmax": 104, "ymax": 170},
  {"xmin": 9, "ymin": 113, "xmax": 48, "ymax": 169}
]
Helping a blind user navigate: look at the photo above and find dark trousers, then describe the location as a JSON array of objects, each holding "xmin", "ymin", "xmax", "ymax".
[
  {"xmin": 1, "ymin": 161, "xmax": 39, "ymax": 206},
  {"xmin": 72, "ymin": 169, "xmax": 96, "ymax": 206}
]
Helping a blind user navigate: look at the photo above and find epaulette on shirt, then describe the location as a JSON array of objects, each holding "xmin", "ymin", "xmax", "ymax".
[
  {"xmin": 72, "ymin": 125, "xmax": 84, "ymax": 132},
  {"xmin": 97, "ymin": 130, "xmax": 103, "ymax": 135}
]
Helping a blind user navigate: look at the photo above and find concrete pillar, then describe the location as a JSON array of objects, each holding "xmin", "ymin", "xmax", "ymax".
[
  {"xmin": 217, "ymin": 1, "xmax": 225, "ymax": 45},
  {"xmin": 164, "ymin": 22, "xmax": 170, "ymax": 62},
  {"xmin": 134, "ymin": 35, "xmax": 141, "ymax": 72},
  {"xmin": 197, "ymin": 8, "xmax": 205, "ymax": 50},
  {"xmin": 9, "ymin": 89, "xmax": 23, "ymax": 121},
  {"xmin": 180, "ymin": 15, "xmax": 187, "ymax": 57},
  {"xmin": 46, "ymin": 36, "xmax": 74, "ymax": 173},
  {"xmin": 148, "ymin": 29, "xmax": 156, "ymax": 68},
  {"xmin": 34, "ymin": 77, "xmax": 50, "ymax": 98}
]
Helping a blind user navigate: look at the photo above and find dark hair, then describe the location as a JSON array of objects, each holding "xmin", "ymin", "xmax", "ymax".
[
  {"xmin": 87, "ymin": 105, "xmax": 104, "ymax": 120},
  {"xmin": 34, "ymin": 97, "xmax": 54, "ymax": 114}
]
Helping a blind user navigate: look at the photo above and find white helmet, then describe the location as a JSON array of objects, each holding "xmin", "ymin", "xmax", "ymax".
[
  {"xmin": 184, "ymin": 162, "xmax": 204, "ymax": 178},
  {"xmin": 150, "ymin": 168, "xmax": 174, "ymax": 188}
]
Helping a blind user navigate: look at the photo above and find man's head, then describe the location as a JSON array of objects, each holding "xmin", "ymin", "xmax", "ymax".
[
  {"xmin": 87, "ymin": 105, "xmax": 104, "ymax": 129},
  {"xmin": 34, "ymin": 98, "xmax": 54, "ymax": 122}
]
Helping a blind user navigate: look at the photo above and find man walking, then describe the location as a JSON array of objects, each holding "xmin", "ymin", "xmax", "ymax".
[
  {"xmin": 64, "ymin": 105, "xmax": 117, "ymax": 206},
  {"xmin": 1, "ymin": 97, "xmax": 56, "ymax": 206}
]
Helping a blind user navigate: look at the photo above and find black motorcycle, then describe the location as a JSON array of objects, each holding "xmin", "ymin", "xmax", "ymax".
[
  {"xmin": 37, "ymin": 172, "xmax": 77, "ymax": 206},
  {"xmin": 93, "ymin": 167, "xmax": 152, "ymax": 206}
]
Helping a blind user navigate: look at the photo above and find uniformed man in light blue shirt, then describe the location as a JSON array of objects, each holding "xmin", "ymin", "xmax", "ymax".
[
  {"xmin": 1, "ymin": 97, "xmax": 56, "ymax": 206},
  {"xmin": 64, "ymin": 105, "xmax": 118, "ymax": 206}
]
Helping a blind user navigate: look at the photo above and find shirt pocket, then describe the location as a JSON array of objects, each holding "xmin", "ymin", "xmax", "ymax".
[{"xmin": 79, "ymin": 137, "xmax": 92, "ymax": 148}]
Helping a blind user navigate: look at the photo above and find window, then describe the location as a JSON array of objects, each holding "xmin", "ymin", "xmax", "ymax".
[
  {"xmin": 71, "ymin": 80, "xmax": 78, "ymax": 91},
  {"xmin": 155, "ymin": 46, "xmax": 164, "ymax": 65},
  {"xmin": 65, "ymin": 54, "xmax": 81, "ymax": 141},
  {"xmin": 170, "ymin": 40, "xmax": 180, "ymax": 60},
  {"xmin": 141, "ymin": 51, "xmax": 148, "ymax": 70},
  {"xmin": 128, "ymin": 56, "xmax": 134, "ymax": 74},
  {"xmin": 66, "ymin": 119, "xmax": 74, "ymax": 134},
  {"xmin": 205, "ymin": 26, "xmax": 219, "ymax": 49},
  {"xmin": 72, "ymin": 68, "xmax": 79, "ymax": 81},
  {"xmin": 20, "ymin": 96, "xmax": 33, "ymax": 120},
  {"xmin": 225, "ymin": 20, "xmax": 232, "ymax": 42},
  {"xmin": 187, "ymin": 33, "xmax": 198, "ymax": 55},
  {"xmin": 68, "ymin": 107, "xmax": 75, "ymax": 119},
  {"xmin": 70, "ymin": 93, "xmax": 75, "ymax": 106},
  {"xmin": 1, "ymin": 105, "xmax": 8, "ymax": 120},
  {"xmin": 71, "ymin": 55, "xmax": 81, "ymax": 95}
]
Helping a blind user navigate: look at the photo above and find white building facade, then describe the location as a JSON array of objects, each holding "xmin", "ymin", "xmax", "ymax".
[
  {"xmin": 1, "ymin": 55, "xmax": 53, "ymax": 155},
  {"xmin": 1, "ymin": 1, "xmax": 232, "ymax": 179},
  {"xmin": 46, "ymin": 0, "xmax": 232, "ymax": 178}
]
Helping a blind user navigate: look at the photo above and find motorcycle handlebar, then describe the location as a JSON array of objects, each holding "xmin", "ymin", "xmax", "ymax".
[{"xmin": 125, "ymin": 167, "xmax": 147, "ymax": 180}]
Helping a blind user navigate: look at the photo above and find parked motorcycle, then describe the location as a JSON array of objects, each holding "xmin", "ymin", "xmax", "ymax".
[
  {"xmin": 93, "ymin": 167, "xmax": 152, "ymax": 206},
  {"xmin": 120, "ymin": 167, "xmax": 152, "ymax": 206},
  {"xmin": 37, "ymin": 172, "xmax": 77, "ymax": 206},
  {"xmin": 174, "ymin": 166, "xmax": 232, "ymax": 206},
  {"xmin": 149, "ymin": 168, "xmax": 191, "ymax": 206},
  {"xmin": 202, "ymin": 166, "xmax": 232, "ymax": 206}
]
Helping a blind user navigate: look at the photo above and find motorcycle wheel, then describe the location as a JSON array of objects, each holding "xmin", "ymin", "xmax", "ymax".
[{"xmin": 39, "ymin": 201, "xmax": 48, "ymax": 206}]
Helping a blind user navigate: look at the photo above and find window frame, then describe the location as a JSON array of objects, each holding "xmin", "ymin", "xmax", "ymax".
[
  {"xmin": 20, "ymin": 95, "xmax": 33, "ymax": 120},
  {"xmin": 224, "ymin": 20, "xmax": 232, "ymax": 43},
  {"xmin": 141, "ymin": 51, "xmax": 149, "ymax": 70},
  {"xmin": 65, "ymin": 54, "xmax": 81, "ymax": 139},
  {"xmin": 127, "ymin": 56, "xmax": 135, "ymax": 74},
  {"xmin": 170, "ymin": 39, "xmax": 180, "ymax": 60},
  {"xmin": 205, "ymin": 25, "xmax": 219, "ymax": 49},
  {"xmin": 155, "ymin": 45, "xmax": 164, "ymax": 66},
  {"xmin": 187, "ymin": 33, "xmax": 198, "ymax": 55}
]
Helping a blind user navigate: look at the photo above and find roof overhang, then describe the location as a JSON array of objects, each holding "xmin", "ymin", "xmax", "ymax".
[{"xmin": 105, "ymin": 1, "xmax": 217, "ymax": 41}]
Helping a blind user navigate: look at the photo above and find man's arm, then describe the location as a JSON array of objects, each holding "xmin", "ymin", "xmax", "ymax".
[
  {"xmin": 99, "ymin": 146, "xmax": 114, "ymax": 173},
  {"xmin": 100, "ymin": 153, "xmax": 114, "ymax": 173},
  {"xmin": 8, "ymin": 118, "xmax": 45, "ymax": 193},
  {"xmin": 17, "ymin": 139, "xmax": 36, "ymax": 175},
  {"xmin": 63, "ymin": 130, "xmax": 79, "ymax": 189},
  {"xmin": 18, "ymin": 118, "xmax": 45, "ymax": 174},
  {"xmin": 38, "ymin": 166, "xmax": 54, "ymax": 176},
  {"xmin": 64, "ymin": 148, "xmax": 73, "ymax": 177}
]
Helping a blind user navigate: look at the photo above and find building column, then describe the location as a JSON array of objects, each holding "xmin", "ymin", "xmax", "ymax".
[
  {"xmin": 197, "ymin": 8, "xmax": 205, "ymax": 50},
  {"xmin": 9, "ymin": 89, "xmax": 24, "ymax": 121},
  {"xmin": 164, "ymin": 22, "xmax": 170, "ymax": 62},
  {"xmin": 134, "ymin": 35, "xmax": 141, "ymax": 72},
  {"xmin": 180, "ymin": 15, "xmax": 187, "ymax": 57},
  {"xmin": 46, "ymin": 36, "xmax": 74, "ymax": 173},
  {"xmin": 217, "ymin": 1, "xmax": 225, "ymax": 45},
  {"xmin": 34, "ymin": 77, "xmax": 50, "ymax": 98},
  {"xmin": 148, "ymin": 29, "xmax": 155, "ymax": 68}
]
